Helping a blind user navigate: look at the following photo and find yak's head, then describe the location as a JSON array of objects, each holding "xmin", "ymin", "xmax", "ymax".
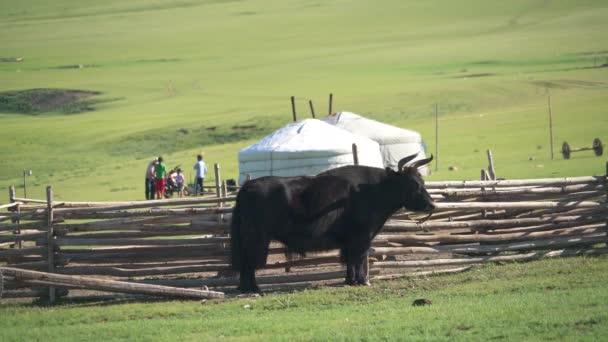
[{"xmin": 388, "ymin": 153, "xmax": 435, "ymax": 213}]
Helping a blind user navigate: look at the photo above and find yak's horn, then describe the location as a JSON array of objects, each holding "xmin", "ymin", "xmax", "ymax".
[
  {"xmin": 410, "ymin": 154, "xmax": 434, "ymax": 169},
  {"xmin": 397, "ymin": 152, "xmax": 420, "ymax": 171}
]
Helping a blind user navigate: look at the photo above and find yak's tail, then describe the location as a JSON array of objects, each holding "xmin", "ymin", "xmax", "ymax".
[{"xmin": 230, "ymin": 199, "xmax": 243, "ymax": 271}]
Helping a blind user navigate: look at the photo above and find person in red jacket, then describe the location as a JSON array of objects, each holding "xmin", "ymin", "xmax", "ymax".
[{"xmin": 154, "ymin": 156, "xmax": 168, "ymax": 199}]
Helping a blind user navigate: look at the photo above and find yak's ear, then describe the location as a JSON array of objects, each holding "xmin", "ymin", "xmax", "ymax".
[{"xmin": 385, "ymin": 167, "xmax": 397, "ymax": 175}]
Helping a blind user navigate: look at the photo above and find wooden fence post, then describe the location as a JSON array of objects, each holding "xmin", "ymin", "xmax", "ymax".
[
  {"xmin": 435, "ymin": 103, "xmax": 439, "ymax": 172},
  {"xmin": 9, "ymin": 185, "xmax": 15, "ymax": 204},
  {"xmin": 214, "ymin": 164, "xmax": 223, "ymax": 223},
  {"xmin": 46, "ymin": 186, "xmax": 56, "ymax": 303},
  {"xmin": 548, "ymin": 96, "xmax": 554, "ymax": 160},
  {"xmin": 487, "ymin": 149, "xmax": 496, "ymax": 180},
  {"xmin": 481, "ymin": 170, "xmax": 488, "ymax": 220},
  {"xmin": 309, "ymin": 100, "xmax": 316, "ymax": 118},
  {"xmin": 9, "ymin": 186, "xmax": 21, "ymax": 249},
  {"xmin": 328, "ymin": 93, "xmax": 333, "ymax": 114}
]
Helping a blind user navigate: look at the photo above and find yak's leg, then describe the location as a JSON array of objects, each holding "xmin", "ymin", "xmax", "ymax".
[
  {"xmin": 342, "ymin": 241, "xmax": 370, "ymax": 286},
  {"xmin": 354, "ymin": 250, "xmax": 371, "ymax": 286},
  {"xmin": 238, "ymin": 232, "xmax": 270, "ymax": 294},
  {"xmin": 238, "ymin": 264, "xmax": 260, "ymax": 294},
  {"xmin": 345, "ymin": 261, "xmax": 357, "ymax": 285}
]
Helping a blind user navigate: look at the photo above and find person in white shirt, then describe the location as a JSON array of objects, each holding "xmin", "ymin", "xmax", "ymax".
[{"xmin": 193, "ymin": 154, "xmax": 208, "ymax": 196}]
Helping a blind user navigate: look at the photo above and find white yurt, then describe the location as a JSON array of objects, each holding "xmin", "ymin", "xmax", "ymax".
[
  {"xmin": 238, "ymin": 119, "xmax": 384, "ymax": 184},
  {"xmin": 324, "ymin": 112, "xmax": 430, "ymax": 175}
]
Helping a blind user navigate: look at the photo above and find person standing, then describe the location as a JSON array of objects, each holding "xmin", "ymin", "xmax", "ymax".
[
  {"xmin": 193, "ymin": 154, "xmax": 208, "ymax": 196},
  {"xmin": 155, "ymin": 156, "xmax": 168, "ymax": 199},
  {"xmin": 145, "ymin": 158, "xmax": 157, "ymax": 200},
  {"xmin": 176, "ymin": 168, "xmax": 185, "ymax": 198}
]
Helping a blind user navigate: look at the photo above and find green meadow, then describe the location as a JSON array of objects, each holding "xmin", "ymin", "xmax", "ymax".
[
  {"xmin": 0, "ymin": 0, "xmax": 607, "ymax": 201},
  {"xmin": 1, "ymin": 256, "xmax": 607, "ymax": 341}
]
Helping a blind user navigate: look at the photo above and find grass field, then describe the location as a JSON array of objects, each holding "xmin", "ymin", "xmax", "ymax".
[
  {"xmin": 2, "ymin": 256, "xmax": 607, "ymax": 341},
  {"xmin": 1, "ymin": 0, "xmax": 607, "ymax": 201}
]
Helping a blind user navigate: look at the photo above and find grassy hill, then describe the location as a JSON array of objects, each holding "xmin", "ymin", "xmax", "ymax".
[{"xmin": 1, "ymin": 0, "xmax": 607, "ymax": 201}]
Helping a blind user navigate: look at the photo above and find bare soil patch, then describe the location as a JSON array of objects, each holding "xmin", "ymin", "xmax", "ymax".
[{"xmin": 0, "ymin": 88, "xmax": 102, "ymax": 115}]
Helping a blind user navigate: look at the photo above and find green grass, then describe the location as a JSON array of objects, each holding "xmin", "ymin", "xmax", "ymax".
[
  {"xmin": 2, "ymin": 256, "xmax": 607, "ymax": 341},
  {"xmin": 0, "ymin": 0, "xmax": 607, "ymax": 201}
]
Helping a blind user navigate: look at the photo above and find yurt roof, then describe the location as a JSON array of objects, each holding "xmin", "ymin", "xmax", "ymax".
[
  {"xmin": 324, "ymin": 112, "xmax": 422, "ymax": 145},
  {"xmin": 239, "ymin": 118, "xmax": 381, "ymax": 161}
]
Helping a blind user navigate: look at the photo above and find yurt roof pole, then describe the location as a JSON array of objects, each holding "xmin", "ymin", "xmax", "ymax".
[{"xmin": 291, "ymin": 96, "xmax": 297, "ymax": 122}]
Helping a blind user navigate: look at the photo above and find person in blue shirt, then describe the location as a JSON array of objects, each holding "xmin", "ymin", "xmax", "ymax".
[{"xmin": 193, "ymin": 154, "xmax": 208, "ymax": 196}]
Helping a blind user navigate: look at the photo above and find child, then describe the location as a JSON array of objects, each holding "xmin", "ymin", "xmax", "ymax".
[
  {"xmin": 155, "ymin": 156, "xmax": 167, "ymax": 199},
  {"xmin": 176, "ymin": 168, "xmax": 185, "ymax": 198}
]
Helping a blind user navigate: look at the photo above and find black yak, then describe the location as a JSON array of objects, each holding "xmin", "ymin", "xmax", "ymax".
[{"xmin": 230, "ymin": 153, "xmax": 435, "ymax": 293}]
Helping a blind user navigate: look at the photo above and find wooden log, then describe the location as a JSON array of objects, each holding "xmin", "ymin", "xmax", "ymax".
[
  {"xmin": 59, "ymin": 263, "xmax": 230, "ymax": 277},
  {"xmin": 0, "ymin": 220, "xmax": 47, "ymax": 232},
  {"xmin": 373, "ymin": 266, "xmax": 473, "ymax": 280},
  {"xmin": 55, "ymin": 236, "xmax": 229, "ymax": 247},
  {"xmin": 10, "ymin": 197, "xmax": 47, "ymax": 204},
  {"xmin": 6, "ymin": 260, "xmax": 51, "ymax": 270},
  {"xmin": 54, "ymin": 229, "xmax": 224, "ymax": 240},
  {"xmin": 513, "ymin": 206, "xmax": 606, "ymax": 219},
  {"xmin": 434, "ymin": 184, "xmax": 604, "ymax": 198},
  {"xmin": 434, "ymin": 200, "xmax": 601, "ymax": 211},
  {"xmin": 0, "ymin": 215, "xmax": 13, "ymax": 223},
  {"xmin": 459, "ymin": 192, "xmax": 605, "ymax": 203},
  {"xmin": 0, "ymin": 246, "xmax": 46, "ymax": 259},
  {"xmin": 383, "ymin": 214, "xmax": 605, "ymax": 232},
  {"xmin": 415, "ymin": 209, "xmax": 511, "ymax": 222},
  {"xmin": 57, "ymin": 247, "xmax": 230, "ymax": 264},
  {"xmin": 0, "ymin": 267, "xmax": 224, "ymax": 299},
  {"xmin": 378, "ymin": 224, "xmax": 605, "ymax": 245},
  {"xmin": 138, "ymin": 268, "xmax": 381, "ymax": 288},
  {"xmin": 0, "ymin": 231, "xmax": 47, "ymax": 243},
  {"xmin": 55, "ymin": 217, "xmax": 228, "ymax": 233},
  {"xmin": 371, "ymin": 234, "xmax": 605, "ymax": 256},
  {"xmin": 425, "ymin": 176, "xmax": 605, "ymax": 188},
  {"xmin": 46, "ymin": 196, "xmax": 236, "ymax": 210},
  {"xmin": 64, "ymin": 258, "xmax": 228, "ymax": 269},
  {"xmin": 268, "ymin": 255, "xmax": 342, "ymax": 270},
  {"xmin": 0, "ymin": 242, "xmax": 15, "ymax": 248},
  {"xmin": 47, "ymin": 206, "xmax": 233, "ymax": 220},
  {"xmin": 373, "ymin": 247, "xmax": 608, "ymax": 268},
  {"xmin": 483, "ymin": 219, "xmax": 607, "ymax": 234},
  {"xmin": 2, "ymin": 212, "xmax": 36, "ymax": 221},
  {"xmin": 0, "ymin": 202, "xmax": 20, "ymax": 210},
  {"xmin": 0, "ymin": 288, "xmax": 68, "ymax": 299},
  {"xmin": 438, "ymin": 190, "xmax": 604, "ymax": 202}
]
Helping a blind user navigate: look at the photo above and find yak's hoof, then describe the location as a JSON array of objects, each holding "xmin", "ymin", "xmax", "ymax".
[
  {"xmin": 237, "ymin": 287, "xmax": 263, "ymax": 296},
  {"xmin": 236, "ymin": 293, "xmax": 261, "ymax": 299}
]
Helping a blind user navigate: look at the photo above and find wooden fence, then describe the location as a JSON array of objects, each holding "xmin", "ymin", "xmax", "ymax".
[{"xmin": 1, "ymin": 165, "xmax": 607, "ymax": 302}]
